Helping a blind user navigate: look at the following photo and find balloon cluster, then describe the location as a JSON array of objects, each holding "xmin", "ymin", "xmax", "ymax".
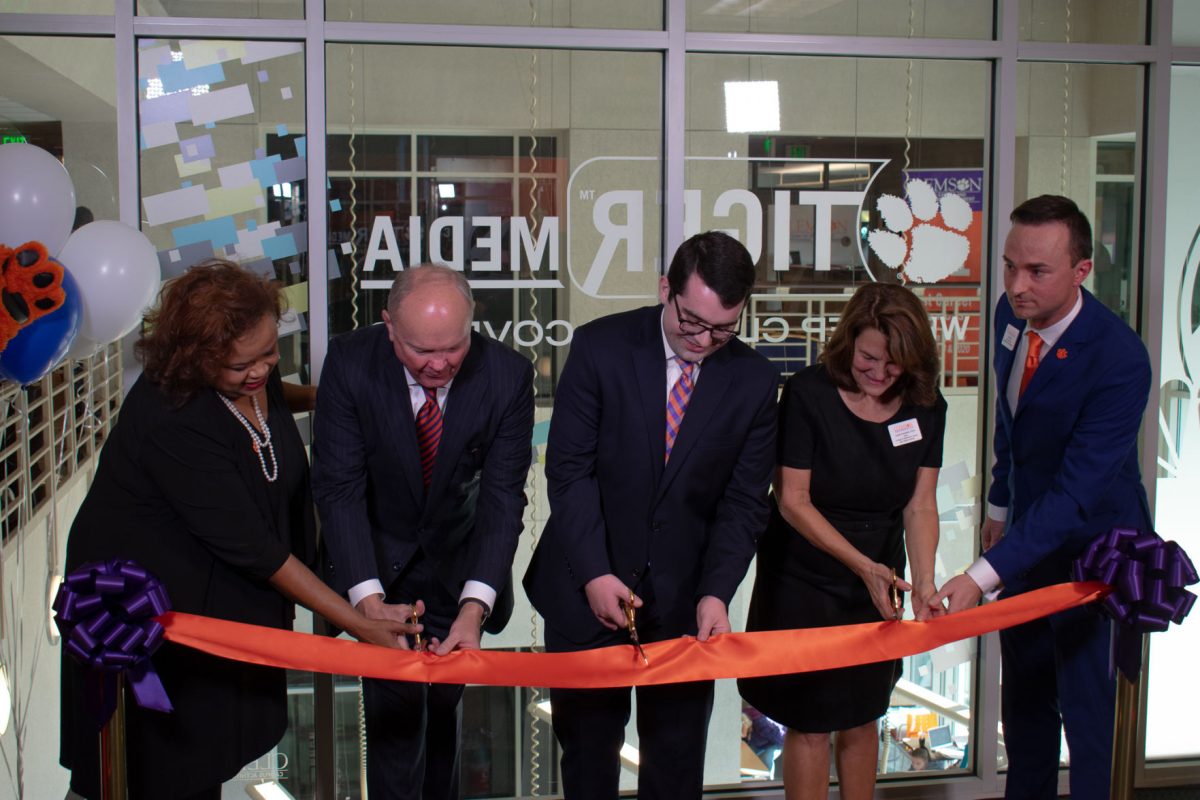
[{"xmin": 0, "ymin": 143, "xmax": 160, "ymax": 384}]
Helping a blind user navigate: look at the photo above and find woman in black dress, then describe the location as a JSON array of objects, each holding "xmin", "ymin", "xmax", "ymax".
[
  {"xmin": 60, "ymin": 261, "xmax": 417, "ymax": 799},
  {"xmin": 738, "ymin": 282, "xmax": 947, "ymax": 800}
]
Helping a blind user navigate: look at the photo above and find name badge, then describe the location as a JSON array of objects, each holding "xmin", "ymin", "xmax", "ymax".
[
  {"xmin": 1001, "ymin": 324, "xmax": 1020, "ymax": 351},
  {"xmin": 888, "ymin": 418, "xmax": 923, "ymax": 447}
]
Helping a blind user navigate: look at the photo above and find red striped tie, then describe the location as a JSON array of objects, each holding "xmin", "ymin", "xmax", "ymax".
[
  {"xmin": 665, "ymin": 358, "xmax": 696, "ymax": 463},
  {"xmin": 416, "ymin": 387, "xmax": 442, "ymax": 490}
]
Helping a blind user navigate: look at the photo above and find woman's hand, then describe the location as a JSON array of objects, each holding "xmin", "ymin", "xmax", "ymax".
[
  {"xmin": 856, "ymin": 560, "xmax": 911, "ymax": 621},
  {"xmin": 349, "ymin": 615, "xmax": 423, "ymax": 649},
  {"xmin": 911, "ymin": 582, "xmax": 946, "ymax": 621}
]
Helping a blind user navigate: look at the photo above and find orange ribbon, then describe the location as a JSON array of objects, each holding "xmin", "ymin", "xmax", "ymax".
[{"xmin": 158, "ymin": 581, "xmax": 1109, "ymax": 689}]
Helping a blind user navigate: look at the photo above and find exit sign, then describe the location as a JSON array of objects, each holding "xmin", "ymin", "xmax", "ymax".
[{"xmin": 1, "ymin": 135, "xmax": 28, "ymax": 144}]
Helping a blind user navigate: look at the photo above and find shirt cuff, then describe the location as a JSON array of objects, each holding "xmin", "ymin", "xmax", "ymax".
[
  {"xmin": 348, "ymin": 579, "xmax": 385, "ymax": 609},
  {"xmin": 460, "ymin": 580, "xmax": 497, "ymax": 612},
  {"xmin": 987, "ymin": 503, "xmax": 1007, "ymax": 522},
  {"xmin": 965, "ymin": 558, "xmax": 1003, "ymax": 600}
]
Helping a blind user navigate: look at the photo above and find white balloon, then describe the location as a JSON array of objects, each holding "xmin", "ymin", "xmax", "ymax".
[
  {"xmin": 0, "ymin": 143, "xmax": 77, "ymax": 256},
  {"xmin": 58, "ymin": 221, "xmax": 161, "ymax": 345},
  {"xmin": 63, "ymin": 333, "xmax": 101, "ymax": 362}
]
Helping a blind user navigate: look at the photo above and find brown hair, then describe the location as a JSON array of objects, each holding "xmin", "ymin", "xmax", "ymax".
[
  {"xmin": 136, "ymin": 259, "xmax": 284, "ymax": 405},
  {"xmin": 820, "ymin": 283, "xmax": 940, "ymax": 407}
]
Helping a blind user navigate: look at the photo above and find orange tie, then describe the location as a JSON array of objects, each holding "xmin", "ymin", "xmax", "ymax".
[{"xmin": 1019, "ymin": 331, "xmax": 1042, "ymax": 398}]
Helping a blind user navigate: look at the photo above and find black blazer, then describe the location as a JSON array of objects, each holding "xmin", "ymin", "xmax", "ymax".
[
  {"xmin": 524, "ymin": 305, "xmax": 779, "ymax": 644},
  {"xmin": 312, "ymin": 325, "xmax": 534, "ymax": 633},
  {"xmin": 60, "ymin": 369, "xmax": 312, "ymax": 795}
]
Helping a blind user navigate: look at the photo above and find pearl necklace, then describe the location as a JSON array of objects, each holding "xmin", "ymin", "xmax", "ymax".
[{"xmin": 216, "ymin": 392, "xmax": 279, "ymax": 482}]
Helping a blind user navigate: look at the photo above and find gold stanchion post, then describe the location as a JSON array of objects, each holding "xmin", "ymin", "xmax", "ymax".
[
  {"xmin": 99, "ymin": 673, "xmax": 129, "ymax": 800},
  {"xmin": 1110, "ymin": 634, "xmax": 1145, "ymax": 800}
]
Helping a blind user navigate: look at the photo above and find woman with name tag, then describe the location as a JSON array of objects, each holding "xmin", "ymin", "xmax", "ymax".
[
  {"xmin": 738, "ymin": 282, "xmax": 947, "ymax": 800},
  {"xmin": 59, "ymin": 261, "xmax": 417, "ymax": 799}
]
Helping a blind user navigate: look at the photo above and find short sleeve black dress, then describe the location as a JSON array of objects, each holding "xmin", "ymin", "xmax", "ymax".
[{"xmin": 738, "ymin": 364, "xmax": 946, "ymax": 732}]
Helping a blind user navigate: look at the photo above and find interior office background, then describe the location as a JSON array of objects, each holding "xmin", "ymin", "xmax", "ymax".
[{"xmin": 0, "ymin": 0, "xmax": 1198, "ymax": 797}]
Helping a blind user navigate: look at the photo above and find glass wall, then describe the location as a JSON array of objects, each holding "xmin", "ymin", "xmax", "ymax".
[
  {"xmin": 686, "ymin": 52, "xmax": 990, "ymax": 785},
  {"xmin": 2, "ymin": 1, "xmax": 1199, "ymax": 797},
  {"xmin": 1147, "ymin": 63, "xmax": 1200, "ymax": 762}
]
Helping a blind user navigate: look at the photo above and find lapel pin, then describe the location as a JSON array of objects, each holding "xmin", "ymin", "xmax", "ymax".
[{"xmin": 1056, "ymin": 348, "xmax": 1068, "ymax": 360}]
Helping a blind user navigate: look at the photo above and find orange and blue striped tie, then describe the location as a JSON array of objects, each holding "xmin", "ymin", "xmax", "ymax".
[
  {"xmin": 416, "ymin": 387, "xmax": 442, "ymax": 490},
  {"xmin": 665, "ymin": 358, "xmax": 696, "ymax": 463}
]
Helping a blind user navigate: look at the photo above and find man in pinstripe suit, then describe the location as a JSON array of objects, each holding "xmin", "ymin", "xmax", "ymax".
[{"xmin": 313, "ymin": 264, "xmax": 534, "ymax": 800}]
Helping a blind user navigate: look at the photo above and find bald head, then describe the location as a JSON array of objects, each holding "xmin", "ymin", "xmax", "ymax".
[{"xmin": 382, "ymin": 265, "xmax": 474, "ymax": 388}]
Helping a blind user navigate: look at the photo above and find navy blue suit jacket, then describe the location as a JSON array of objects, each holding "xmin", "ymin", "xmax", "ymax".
[
  {"xmin": 985, "ymin": 289, "xmax": 1152, "ymax": 593},
  {"xmin": 312, "ymin": 325, "xmax": 534, "ymax": 633},
  {"xmin": 524, "ymin": 305, "xmax": 779, "ymax": 644}
]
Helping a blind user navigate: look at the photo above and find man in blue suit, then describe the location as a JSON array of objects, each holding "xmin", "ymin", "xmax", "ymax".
[
  {"xmin": 313, "ymin": 265, "xmax": 534, "ymax": 800},
  {"xmin": 524, "ymin": 231, "xmax": 779, "ymax": 800},
  {"xmin": 936, "ymin": 196, "xmax": 1152, "ymax": 799}
]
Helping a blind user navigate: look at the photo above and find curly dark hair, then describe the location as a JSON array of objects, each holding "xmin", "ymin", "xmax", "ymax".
[
  {"xmin": 136, "ymin": 259, "xmax": 284, "ymax": 405},
  {"xmin": 820, "ymin": 282, "xmax": 940, "ymax": 408}
]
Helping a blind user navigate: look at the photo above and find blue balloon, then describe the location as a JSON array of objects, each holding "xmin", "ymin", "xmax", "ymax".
[{"xmin": 0, "ymin": 265, "xmax": 82, "ymax": 385}]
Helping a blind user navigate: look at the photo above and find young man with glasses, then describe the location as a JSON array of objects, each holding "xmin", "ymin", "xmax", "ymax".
[{"xmin": 524, "ymin": 230, "xmax": 779, "ymax": 800}]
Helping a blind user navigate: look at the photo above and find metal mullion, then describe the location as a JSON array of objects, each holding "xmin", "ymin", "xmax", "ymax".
[
  {"xmin": 686, "ymin": 31, "xmax": 1003, "ymax": 60},
  {"xmin": 0, "ymin": 13, "xmax": 115, "ymax": 34},
  {"xmin": 321, "ymin": 20, "xmax": 667, "ymax": 51},
  {"xmin": 1169, "ymin": 44, "xmax": 1200, "ymax": 63},
  {"xmin": 973, "ymin": 0, "xmax": 1020, "ymax": 794},
  {"xmin": 664, "ymin": 0, "xmax": 685, "ymax": 267},
  {"xmin": 131, "ymin": 15, "xmax": 307, "ymax": 40},
  {"xmin": 1135, "ymin": 0, "xmax": 1175, "ymax": 788},
  {"xmin": 1016, "ymin": 40, "xmax": 1153, "ymax": 64}
]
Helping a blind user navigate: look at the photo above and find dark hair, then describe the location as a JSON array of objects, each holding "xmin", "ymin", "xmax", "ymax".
[
  {"xmin": 666, "ymin": 231, "xmax": 756, "ymax": 308},
  {"xmin": 820, "ymin": 283, "xmax": 940, "ymax": 408},
  {"xmin": 136, "ymin": 259, "xmax": 284, "ymax": 405},
  {"xmin": 1010, "ymin": 195, "xmax": 1093, "ymax": 264}
]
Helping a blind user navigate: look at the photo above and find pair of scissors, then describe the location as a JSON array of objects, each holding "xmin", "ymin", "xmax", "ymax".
[
  {"xmin": 622, "ymin": 590, "xmax": 649, "ymax": 666},
  {"xmin": 411, "ymin": 604, "xmax": 423, "ymax": 649},
  {"xmin": 889, "ymin": 568, "xmax": 903, "ymax": 620}
]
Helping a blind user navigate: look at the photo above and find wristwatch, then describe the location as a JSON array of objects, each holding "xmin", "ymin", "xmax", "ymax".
[{"xmin": 459, "ymin": 597, "xmax": 491, "ymax": 624}]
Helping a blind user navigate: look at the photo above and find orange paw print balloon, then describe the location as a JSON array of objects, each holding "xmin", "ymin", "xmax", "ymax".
[{"xmin": 0, "ymin": 241, "xmax": 66, "ymax": 351}]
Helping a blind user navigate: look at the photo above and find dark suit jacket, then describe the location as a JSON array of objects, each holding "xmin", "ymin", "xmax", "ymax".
[
  {"xmin": 312, "ymin": 325, "xmax": 534, "ymax": 633},
  {"xmin": 524, "ymin": 304, "xmax": 779, "ymax": 644},
  {"xmin": 61, "ymin": 369, "xmax": 309, "ymax": 795},
  {"xmin": 985, "ymin": 289, "xmax": 1152, "ymax": 593}
]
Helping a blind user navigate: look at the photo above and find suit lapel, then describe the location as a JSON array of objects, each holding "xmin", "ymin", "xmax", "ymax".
[
  {"xmin": 632, "ymin": 310, "xmax": 667, "ymax": 481},
  {"xmin": 1014, "ymin": 291, "xmax": 1096, "ymax": 418},
  {"xmin": 426, "ymin": 335, "xmax": 485, "ymax": 506},
  {"xmin": 375, "ymin": 337, "xmax": 425, "ymax": 507},
  {"xmin": 656, "ymin": 342, "xmax": 735, "ymax": 503},
  {"xmin": 994, "ymin": 300, "xmax": 1023, "ymax": 423}
]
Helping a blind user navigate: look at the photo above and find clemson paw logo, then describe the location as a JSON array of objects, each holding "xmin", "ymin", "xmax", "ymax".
[
  {"xmin": 0, "ymin": 241, "xmax": 66, "ymax": 350},
  {"xmin": 867, "ymin": 178, "xmax": 972, "ymax": 283}
]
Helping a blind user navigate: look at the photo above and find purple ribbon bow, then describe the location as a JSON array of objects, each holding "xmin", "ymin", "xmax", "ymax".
[
  {"xmin": 53, "ymin": 559, "xmax": 174, "ymax": 727},
  {"xmin": 1072, "ymin": 527, "xmax": 1198, "ymax": 681}
]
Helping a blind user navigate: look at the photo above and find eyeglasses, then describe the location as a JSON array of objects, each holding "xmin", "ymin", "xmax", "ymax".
[{"xmin": 671, "ymin": 295, "xmax": 741, "ymax": 343}]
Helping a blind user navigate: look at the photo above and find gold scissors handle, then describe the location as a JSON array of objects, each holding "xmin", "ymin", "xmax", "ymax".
[
  {"xmin": 623, "ymin": 590, "xmax": 649, "ymax": 666},
  {"xmin": 411, "ymin": 605, "xmax": 423, "ymax": 649},
  {"xmin": 889, "ymin": 568, "xmax": 903, "ymax": 620}
]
